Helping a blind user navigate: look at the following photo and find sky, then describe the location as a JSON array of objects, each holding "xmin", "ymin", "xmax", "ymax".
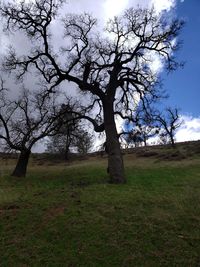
[
  {"xmin": 0, "ymin": 0, "xmax": 200, "ymax": 151},
  {"xmin": 163, "ymin": 0, "xmax": 200, "ymax": 118},
  {"xmin": 161, "ymin": 0, "xmax": 200, "ymax": 142}
]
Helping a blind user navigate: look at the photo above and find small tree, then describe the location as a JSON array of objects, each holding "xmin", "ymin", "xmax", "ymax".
[
  {"xmin": 46, "ymin": 123, "xmax": 94, "ymax": 156},
  {"xmin": 138, "ymin": 125, "xmax": 158, "ymax": 146},
  {"xmin": 155, "ymin": 107, "xmax": 182, "ymax": 147},
  {"xmin": 45, "ymin": 102, "xmax": 81, "ymax": 159},
  {"xmin": 121, "ymin": 103, "xmax": 160, "ymax": 147},
  {"xmin": 75, "ymin": 128, "xmax": 94, "ymax": 154},
  {"xmin": 0, "ymin": 81, "xmax": 75, "ymax": 177},
  {"xmin": 122, "ymin": 130, "xmax": 143, "ymax": 148},
  {"xmin": 45, "ymin": 134, "xmax": 73, "ymax": 159}
]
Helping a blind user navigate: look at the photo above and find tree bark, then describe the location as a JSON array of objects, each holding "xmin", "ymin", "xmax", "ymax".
[
  {"xmin": 11, "ymin": 149, "xmax": 31, "ymax": 177},
  {"xmin": 171, "ymin": 137, "xmax": 175, "ymax": 148},
  {"xmin": 144, "ymin": 136, "xmax": 147, "ymax": 147},
  {"xmin": 64, "ymin": 144, "xmax": 70, "ymax": 160},
  {"xmin": 169, "ymin": 132, "xmax": 175, "ymax": 148},
  {"xmin": 104, "ymin": 102, "xmax": 126, "ymax": 184}
]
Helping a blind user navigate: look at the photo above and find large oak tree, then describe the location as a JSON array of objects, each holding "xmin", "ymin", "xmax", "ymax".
[{"xmin": 0, "ymin": 0, "xmax": 183, "ymax": 183}]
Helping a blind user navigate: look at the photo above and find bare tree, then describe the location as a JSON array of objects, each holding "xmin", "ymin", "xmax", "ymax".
[
  {"xmin": 46, "ymin": 124, "xmax": 94, "ymax": 157},
  {"xmin": 45, "ymin": 133, "xmax": 74, "ymax": 159},
  {"xmin": 124, "ymin": 130, "xmax": 143, "ymax": 148},
  {"xmin": 122, "ymin": 104, "xmax": 160, "ymax": 147},
  {"xmin": 75, "ymin": 128, "xmax": 94, "ymax": 155},
  {"xmin": 45, "ymin": 102, "xmax": 81, "ymax": 159},
  {"xmin": 0, "ymin": 81, "xmax": 75, "ymax": 177},
  {"xmin": 155, "ymin": 107, "xmax": 182, "ymax": 147},
  {"xmin": 137, "ymin": 125, "xmax": 158, "ymax": 146},
  {"xmin": 0, "ymin": 0, "xmax": 184, "ymax": 183},
  {"xmin": 45, "ymin": 119, "xmax": 91, "ymax": 159}
]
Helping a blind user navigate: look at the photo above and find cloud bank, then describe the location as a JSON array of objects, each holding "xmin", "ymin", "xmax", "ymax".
[{"xmin": 175, "ymin": 115, "xmax": 200, "ymax": 142}]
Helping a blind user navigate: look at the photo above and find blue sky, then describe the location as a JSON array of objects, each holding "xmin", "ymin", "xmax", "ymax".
[{"xmin": 163, "ymin": 0, "xmax": 200, "ymax": 117}]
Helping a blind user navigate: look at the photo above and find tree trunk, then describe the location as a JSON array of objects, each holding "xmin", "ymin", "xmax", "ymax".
[
  {"xmin": 64, "ymin": 144, "xmax": 70, "ymax": 160},
  {"xmin": 104, "ymin": 103, "xmax": 126, "ymax": 184},
  {"xmin": 170, "ymin": 133, "xmax": 175, "ymax": 148},
  {"xmin": 11, "ymin": 150, "xmax": 31, "ymax": 177},
  {"xmin": 144, "ymin": 136, "xmax": 147, "ymax": 147},
  {"xmin": 64, "ymin": 135, "xmax": 71, "ymax": 160},
  {"xmin": 171, "ymin": 138, "xmax": 175, "ymax": 148}
]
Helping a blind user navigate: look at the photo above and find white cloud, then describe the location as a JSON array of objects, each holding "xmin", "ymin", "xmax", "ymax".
[
  {"xmin": 102, "ymin": 0, "xmax": 177, "ymax": 20},
  {"xmin": 0, "ymin": 25, "xmax": 10, "ymax": 57},
  {"xmin": 5, "ymin": 0, "xmax": 179, "ymax": 20},
  {"xmin": 148, "ymin": 52, "xmax": 164, "ymax": 75},
  {"xmin": 150, "ymin": 0, "xmax": 176, "ymax": 13},
  {"xmin": 175, "ymin": 115, "xmax": 200, "ymax": 142},
  {"xmin": 103, "ymin": 0, "xmax": 129, "ymax": 19}
]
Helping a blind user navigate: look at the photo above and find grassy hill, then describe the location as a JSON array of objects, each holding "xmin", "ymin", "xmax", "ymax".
[{"xmin": 0, "ymin": 141, "xmax": 200, "ymax": 266}]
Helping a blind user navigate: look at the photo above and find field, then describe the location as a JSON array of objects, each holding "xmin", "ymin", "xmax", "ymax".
[{"xmin": 0, "ymin": 142, "xmax": 200, "ymax": 266}]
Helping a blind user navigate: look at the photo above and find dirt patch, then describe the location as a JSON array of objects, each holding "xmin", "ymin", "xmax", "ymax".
[
  {"xmin": 43, "ymin": 205, "xmax": 66, "ymax": 223},
  {"xmin": 0, "ymin": 204, "xmax": 20, "ymax": 212},
  {"xmin": 136, "ymin": 151, "xmax": 159, "ymax": 158},
  {"xmin": 0, "ymin": 204, "xmax": 21, "ymax": 218},
  {"xmin": 158, "ymin": 151, "xmax": 186, "ymax": 161},
  {"xmin": 4, "ymin": 204, "xmax": 20, "ymax": 210}
]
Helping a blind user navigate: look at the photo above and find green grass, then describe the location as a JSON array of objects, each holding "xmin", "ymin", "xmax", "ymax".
[{"xmin": 0, "ymin": 150, "xmax": 200, "ymax": 266}]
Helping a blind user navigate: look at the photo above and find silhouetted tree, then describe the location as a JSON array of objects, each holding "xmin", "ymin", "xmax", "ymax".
[
  {"xmin": 0, "ymin": 81, "xmax": 75, "ymax": 177},
  {"xmin": 46, "ymin": 120, "xmax": 94, "ymax": 158},
  {"xmin": 45, "ymin": 133, "xmax": 73, "ymax": 159},
  {"xmin": 125, "ymin": 130, "xmax": 143, "ymax": 148},
  {"xmin": 121, "ymin": 104, "xmax": 161, "ymax": 147},
  {"xmin": 45, "ymin": 101, "xmax": 81, "ymax": 159},
  {"xmin": 155, "ymin": 107, "xmax": 182, "ymax": 147},
  {"xmin": 0, "ymin": 0, "xmax": 184, "ymax": 183},
  {"xmin": 75, "ymin": 128, "xmax": 94, "ymax": 154}
]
